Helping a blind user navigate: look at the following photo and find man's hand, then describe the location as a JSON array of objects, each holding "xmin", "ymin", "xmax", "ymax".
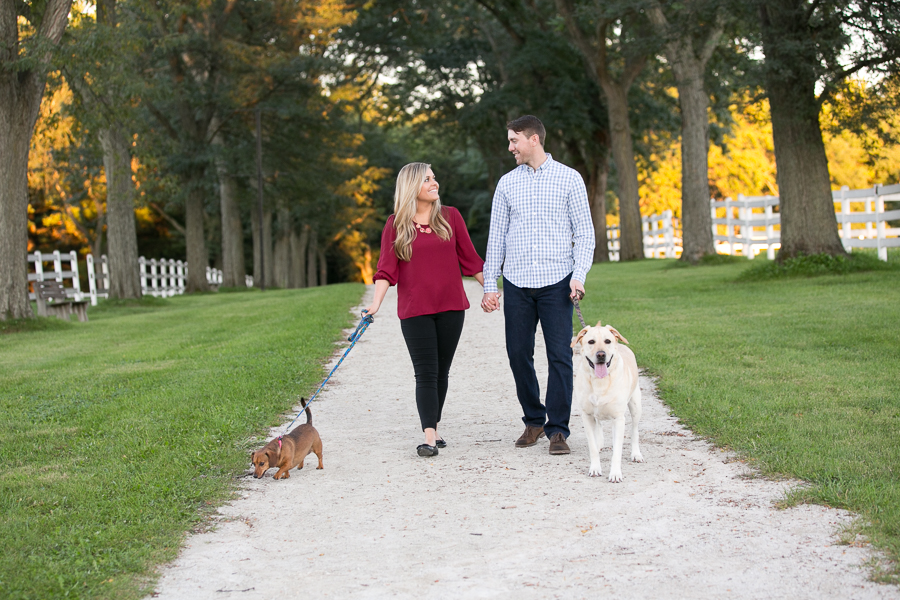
[
  {"xmin": 481, "ymin": 292, "xmax": 501, "ymax": 313},
  {"xmin": 570, "ymin": 279, "xmax": 585, "ymax": 301}
]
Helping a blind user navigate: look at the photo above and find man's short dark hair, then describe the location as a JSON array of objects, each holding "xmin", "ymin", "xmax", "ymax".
[{"xmin": 506, "ymin": 115, "xmax": 546, "ymax": 147}]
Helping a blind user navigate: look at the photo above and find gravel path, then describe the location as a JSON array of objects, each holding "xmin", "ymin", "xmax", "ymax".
[{"xmin": 151, "ymin": 280, "xmax": 897, "ymax": 599}]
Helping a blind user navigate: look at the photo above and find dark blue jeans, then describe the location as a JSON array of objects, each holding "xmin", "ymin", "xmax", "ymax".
[{"xmin": 502, "ymin": 274, "xmax": 574, "ymax": 439}]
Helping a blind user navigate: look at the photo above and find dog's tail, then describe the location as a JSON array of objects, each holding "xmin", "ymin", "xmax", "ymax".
[{"xmin": 300, "ymin": 397, "xmax": 312, "ymax": 425}]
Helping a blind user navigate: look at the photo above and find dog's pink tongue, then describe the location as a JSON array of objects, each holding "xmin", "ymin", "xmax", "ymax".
[{"xmin": 595, "ymin": 362, "xmax": 608, "ymax": 378}]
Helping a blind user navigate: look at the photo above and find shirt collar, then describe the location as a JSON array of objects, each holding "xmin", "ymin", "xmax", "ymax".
[{"xmin": 521, "ymin": 153, "xmax": 554, "ymax": 175}]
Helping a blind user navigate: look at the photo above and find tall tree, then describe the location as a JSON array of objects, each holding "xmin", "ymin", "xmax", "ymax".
[
  {"xmin": 646, "ymin": 0, "xmax": 725, "ymax": 263},
  {"xmin": 555, "ymin": 0, "xmax": 653, "ymax": 260},
  {"xmin": 66, "ymin": 0, "xmax": 142, "ymax": 298},
  {"xmin": 754, "ymin": 0, "xmax": 900, "ymax": 260},
  {"xmin": 1, "ymin": 0, "xmax": 72, "ymax": 320}
]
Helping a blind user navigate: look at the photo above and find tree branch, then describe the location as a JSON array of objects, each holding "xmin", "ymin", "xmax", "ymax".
[
  {"xmin": 144, "ymin": 101, "xmax": 182, "ymax": 140},
  {"xmin": 148, "ymin": 202, "xmax": 187, "ymax": 236},
  {"xmin": 474, "ymin": 0, "xmax": 525, "ymax": 46}
]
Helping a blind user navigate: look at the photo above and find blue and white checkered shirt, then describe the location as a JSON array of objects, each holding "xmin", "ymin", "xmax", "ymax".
[{"xmin": 483, "ymin": 154, "xmax": 595, "ymax": 293}]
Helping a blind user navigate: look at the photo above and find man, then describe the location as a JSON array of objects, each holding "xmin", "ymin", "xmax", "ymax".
[{"xmin": 482, "ymin": 115, "xmax": 595, "ymax": 455}]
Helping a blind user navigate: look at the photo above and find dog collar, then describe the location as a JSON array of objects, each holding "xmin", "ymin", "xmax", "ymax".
[{"xmin": 277, "ymin": 436, "xmax": 283, "ymax": 448}]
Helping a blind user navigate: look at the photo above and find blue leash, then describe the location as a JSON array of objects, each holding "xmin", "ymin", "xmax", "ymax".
[{"xmin": 280, "ymin": 311, "xmax": 375, "ymax": 436}]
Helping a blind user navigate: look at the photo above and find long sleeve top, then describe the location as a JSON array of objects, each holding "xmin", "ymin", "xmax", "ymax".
[
  {"xmin": 482, "ymin": 154, "xmax": 595, "ymax": 294},
  {"xmin": 373, "ymin": 206, "xmax": 485, "ymax": 319}
]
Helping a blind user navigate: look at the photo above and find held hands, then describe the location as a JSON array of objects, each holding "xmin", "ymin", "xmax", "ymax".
[{"xmin": 481, "ymin": 292, "xmax": 501, "ymax": 313}]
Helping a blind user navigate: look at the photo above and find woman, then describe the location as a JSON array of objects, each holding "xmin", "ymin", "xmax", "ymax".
[{"xmin": 365, "ymin": 163, "xmax": 485, "ymax": 457}]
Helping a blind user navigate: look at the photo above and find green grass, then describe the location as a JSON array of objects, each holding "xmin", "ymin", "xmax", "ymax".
[
  {"xmin": 579, "ymin": 258, "xmax": 900, "ymax": 583},
  {"xmin": 0, "ymin": 284, "xmax": 364, "ymax": 599}
]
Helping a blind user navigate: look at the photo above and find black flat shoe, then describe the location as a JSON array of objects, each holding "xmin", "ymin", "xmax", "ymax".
[
  {"xmin": 435, "ymin": 438, "xmax": 447, "ymax": 449},
  {"xmin": 417, "ymin": 444, "xmax": 438, "ymax": 457}
]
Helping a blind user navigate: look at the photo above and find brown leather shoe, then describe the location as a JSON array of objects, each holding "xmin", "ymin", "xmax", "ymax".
[
  {"xmin": 515, "ymin": 425, "xmax": 546, "ymax": 448},
  {"xmin": 548, "ymin": 432, "xmax": 571, "ymax": 455}
]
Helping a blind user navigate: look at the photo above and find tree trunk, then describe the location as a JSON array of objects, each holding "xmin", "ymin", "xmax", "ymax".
[
  {"xmin": 676, "ymin": 75, "xmax": 716, "ymax": 262},
  {"xmin": 291, "ymin": 225, "xmax": 308, "ymax": 288},
  {"xmin": 0, "ymin": 102, "xmax": 36, "ymax": 320},
  {"xmin": 98, "ymin": 126, "xmax": 142, "ymax": 298},
  {"xmin": 604, "ymin": 84, "xmax": 644, "ymax": 261},
  {"xmin": 306, "ymin": 227, "xmax": 318, "ymax": 287},
  {"xmin": 760, "ymin": 0, "xmax": 845, "ymax": 260},
  {"xmin": 251, "ymin": 205, "xmax": 273, "ymax": 289},
  {"xmin": 318, "ymin": 246, "xmax": 327, "ymax": 287},
  {"xmin": 589, "ymin": 152, "xmax": 610, "ymax": 263},
  {"xmin": 212, "ymin": 125, "xmax": 246, "ymax": 288},
  {"xmin": 566, "ymin": 138, "xmax": 610, "ymax": 263},
  {"xmin": 0, "ymin": 0, "xmax": 73, "ymax": 320},
  {"xmin": 646, "ymin": 2, "xmax": 721, "ymax": 263},
  {"xmin": 273, "ymin": 227, "xmax": 290, "ymax": 288},
  {"xmin": 184, "ymin": 178, "xmax": 210, "ymax": 292}
]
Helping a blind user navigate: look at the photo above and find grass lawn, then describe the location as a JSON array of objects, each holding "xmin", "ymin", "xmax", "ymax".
[
  {"xmin": 0, "ymin": 284, "xmax": 364, "ymax": 599},
  {"xmin": 2, "ymin": 255, "xmax": 899, "ymax": 598},
  {"xmin": 579, "ymin": 257, "xmax": 900, "ymax": 583}
]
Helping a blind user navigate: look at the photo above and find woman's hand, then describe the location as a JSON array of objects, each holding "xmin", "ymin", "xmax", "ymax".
[{"xmin": 363, "ymin": 304, "xmax": 380, "ymax": 316}]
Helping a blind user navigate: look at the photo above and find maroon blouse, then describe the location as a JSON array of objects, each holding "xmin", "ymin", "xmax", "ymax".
[{"xmin": 373, "ymin": 206, "xmax": 485, "ymax": 319}]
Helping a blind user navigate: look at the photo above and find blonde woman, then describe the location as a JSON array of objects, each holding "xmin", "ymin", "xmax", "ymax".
[{"xmin": 365, "ymin": 163, "xmax": 485, "ymax": 457}]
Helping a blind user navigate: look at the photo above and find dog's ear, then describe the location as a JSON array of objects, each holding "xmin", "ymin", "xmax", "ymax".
[
  {"xmin": 608, "ymin": 326, "xmax": 629, "ymax": 345},
  {"xmin": 571, "ymin": 326, "xmax": 590, "ymax": 348}
]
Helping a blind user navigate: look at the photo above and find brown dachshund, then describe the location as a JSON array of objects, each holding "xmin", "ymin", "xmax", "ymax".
[{"xmin": 251, "ymin": 398, "xmax": 323, "ymax": 479}]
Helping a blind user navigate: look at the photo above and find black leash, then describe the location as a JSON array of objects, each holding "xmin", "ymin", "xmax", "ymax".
[{"xmin": 572, "ymin": 289, "xmax": 587, "ymax": 329}]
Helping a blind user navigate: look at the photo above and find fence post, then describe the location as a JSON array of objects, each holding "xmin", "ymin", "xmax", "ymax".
[
  {"xmin": 663, "ymin": 210, "xmax": 675, "ymax": 258},
  {"xmin": 150, "ymin": 258, "xmax": 159, "ymax": 297},
  {"xmin": 840, "ymin": 186, "xmax": 851, "ymax": 252},
  {"xmin": 176, "ymin": 260, "xmax": 185, "ymax": 293},
  {"xmin": 69, "ymin": 251, "xmax": 84, "ymax": 301},
  {"xmin": 710, "ymin": 199, "xmax": 717, "ymax": 251},
  {"xmin": 100, "ymin": 256, "xmax": 109, "ymax": 296},
  {"xmin": 724, "ymin": 197, "xmax": 735, "ymax": 255},
  {"xmin": 876, "ymin": 185, "xmax": 887, "ymax": 262},
  {"xmin": 740, "ymin": 195, "xmax": 755, "ymax": 259},
  {"xmin": 52, "ymin": 250, "xmax": 63, "ymax": 281},
  {"xmin": 866, "ymin": 197, "xmax": 874, "ymax": 239},
  {"xmin": 34, "ymin": 250, "xmax": 45, "ymax": 283},
  {"xmin": 765, "ymin": 199, "xmax": 775, "ymax": 260},
  {"xmin": 87, "ymin": 254, "xmax": 98, "ymax": 305}
]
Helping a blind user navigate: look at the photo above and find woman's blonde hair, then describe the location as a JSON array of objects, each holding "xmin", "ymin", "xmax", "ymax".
[{"xmin": 392, "ymin": 162, "xmax": 452, "ymax": 262}]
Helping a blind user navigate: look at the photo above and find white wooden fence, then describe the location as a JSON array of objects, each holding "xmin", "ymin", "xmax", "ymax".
[
  {"xmin": 138, "ymin": 257, "xmax": 252, "ymax": 297},
  {"xmin": 607, "ymin": 210, "xmax": 682, "ymax": 261},
  {"xmin": 27, "ymin": 250, "xmax": 108, "ymax": 305},
  {"xmin": 27, "ymin": 251, "xmax": 249, "ymax": 305},
  {"xmin": 710, "ymin": 183, "xmax": 900, "ymax": 261}
]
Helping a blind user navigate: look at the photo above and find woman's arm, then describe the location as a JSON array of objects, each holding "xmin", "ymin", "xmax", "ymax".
[
  {"xmin": 365, "ymin": 279, "xmax": 391, "ymax": 316},
  {"xmin": 473, "ymin": 272, "xmax": 485, "ymax": 287}
]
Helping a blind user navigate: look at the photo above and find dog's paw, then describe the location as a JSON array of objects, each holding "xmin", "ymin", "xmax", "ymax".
[
  {"xmin": 588, "ymin": 464, "xmax": 603, "ymax": 477},
  {"xmin": 631, "ymin": 451, "xmax": 644, "ymax": 463},
  {"xmin": 608, "ymin": 470, "xmax": 623, "ymax": 483}
]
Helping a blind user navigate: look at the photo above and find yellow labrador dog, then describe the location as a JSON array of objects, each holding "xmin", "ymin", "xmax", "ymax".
[{"xmin": 572, "ymin": 321, "xmax": 643, "ymax": 482}]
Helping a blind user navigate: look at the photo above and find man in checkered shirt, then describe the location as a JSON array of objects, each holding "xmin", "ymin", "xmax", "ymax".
[{"xmin": 481, "ymin": 115, "xmax": 595, "ymax": 456}]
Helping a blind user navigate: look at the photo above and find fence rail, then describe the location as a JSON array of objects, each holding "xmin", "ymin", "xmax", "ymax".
[
  {"xmin": 607, "ymin": 210, "xmax": 682, "ymax": 261},
  {"xmin": 710, "ymin": 183, "xmax": 900, "ymax": 261},
  {"xmin": 27, "ymin": 252, "xmax": 248, "ymax": 305}
]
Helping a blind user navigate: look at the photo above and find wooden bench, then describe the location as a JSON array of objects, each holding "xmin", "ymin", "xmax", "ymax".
[{"xmin": 35, "ymin": 280, "xmax": 89, "ymax": 322}]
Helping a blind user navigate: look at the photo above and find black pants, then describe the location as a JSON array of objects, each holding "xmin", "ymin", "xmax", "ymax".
[{"xmin": 399, "ymin": 310, "xmax": 465, "ymax": 431}]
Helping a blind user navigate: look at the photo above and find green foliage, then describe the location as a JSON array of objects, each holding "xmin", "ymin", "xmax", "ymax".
[
  {"xmin": 0, "ymin": 284, "xmax": 364, "ymax": 599},
  {"xmin": 580, "ymin": 259, "xmax": 900, "ymax": 584},
  {"xmin": 736, "ymin": 252, "xmax": 898, "ymax": 281}
]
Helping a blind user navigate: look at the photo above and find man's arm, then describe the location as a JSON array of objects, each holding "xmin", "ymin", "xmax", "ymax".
[
  {"xmin": 482, "ymin": 183, "xmax": 510, "ymax": 295},
  {"xmin": 569, "ymin": 171, "xmax": 595, "ymax": 294}
]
